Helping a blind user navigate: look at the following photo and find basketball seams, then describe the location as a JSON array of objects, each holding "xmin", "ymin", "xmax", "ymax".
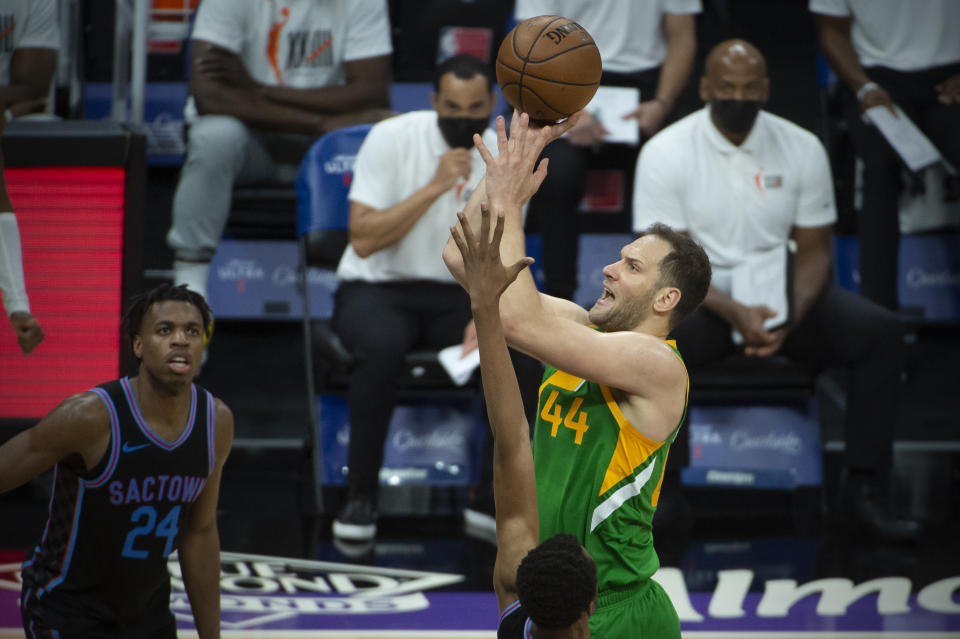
[
  {"xmin": 524, "ymin": 41, "xmax": 599, "ymax": 65},
  {"xmin": 518, "ymin": 85, "xmax": 566, "ymax": 121},
  {"xmin": 497, "ymin": 15, "xmax": 601, "ymax": 121},
  {"xmin": 515, "ymin": 16, "xmax": 563, "ymax": 114}
]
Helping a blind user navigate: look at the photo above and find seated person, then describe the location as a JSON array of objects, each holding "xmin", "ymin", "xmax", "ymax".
[
  {"xmin": 632, "ymin": 39, "xmax": 919, "ymax": 540},
  {"xmin": 167, "ymin": 0, "xmax": 393, "ymax": 303},
  {"xmin": 0, "ymin": 0, "xmax": 59, "ymax": 353},
  {"xmin": 331, "ymin": 54, "xmax": 498, "ymax": 543},
  {"xmin": 512, "ymin": 0, "xmax": 701, "ymax": 301},
  {"xmin": 811, "ymin": 0, "xmax": 960, "ymax": 310}
]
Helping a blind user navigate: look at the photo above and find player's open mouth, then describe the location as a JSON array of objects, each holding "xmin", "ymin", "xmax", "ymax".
[
  {"xmin": 168, "ymin": 355, "xmax": 191, "ymax": 373},
  {"xmin": 597, "ymin": 287, "xmax": 614, "ymax": 305}
]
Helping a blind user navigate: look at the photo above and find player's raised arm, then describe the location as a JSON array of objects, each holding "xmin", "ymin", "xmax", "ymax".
[
  {"xmin": 449, "ymin": 204, "xmax": 536, "ymax": 610},
  {"xmin": 441, "ymin": 110, "xmax": 586, "ymax": 325}
]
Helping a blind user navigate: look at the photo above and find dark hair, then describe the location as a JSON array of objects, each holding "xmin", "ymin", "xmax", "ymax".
[
  {"xmin": 638, "ymin": 223, "xmax": 712, "ymax": 330},
  {"xmin": 516, "ymin": 533, "xmax": 596, "ymax": 629},
  {"xmin": 433, "ymin": 53, "xmax": 495, "ymax": 93},
  {"xmin": 123, "ymin": 283, "xmax": 213, "ymax": 345}
]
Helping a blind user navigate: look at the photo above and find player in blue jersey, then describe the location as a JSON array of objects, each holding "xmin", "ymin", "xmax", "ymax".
[
  {"xmin": 451, "ymin": 201, "xmax": 597, "ymax": 638},
  {"xmin": 0, "ymin": 283, "xmax": 233, "ymax": 638}
]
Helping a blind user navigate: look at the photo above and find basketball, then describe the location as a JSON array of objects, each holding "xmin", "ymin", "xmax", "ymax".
[{"xmin": 496, "ymin": 15, "xmax": 602, "ymax": 124}]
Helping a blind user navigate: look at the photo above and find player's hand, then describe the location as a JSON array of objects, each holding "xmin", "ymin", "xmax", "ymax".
[
  {"xmin": 565, "ymin": 111, "xmax": 608, "ymax": 146},
  {"xmin": 734, "ymin": 304, "xmax": 780, "ymax": 349},
  {"xmin": 744, "ymin": 327, "xmax": 787, "ymax": 358},
  {"xmin": 936, "ymin": 74, "xmax": 960, "ymax": 104},
  {"xmin": 859, "ymin": 85, "xmax": 896, "ymax": 117},
  {"xmin": 451, "ymin": 202, "xmax": 533, "ymax": 305},
  {"xmin": 622, "ymin": 99, "xmax": 669, "ymax": 138},
  {"xmin": 431, "ymin": 149, "xmax": 473, "ymax": 192},
  {"xmin": 474, "ymin": 110, "xmax": 582, "ymax": 211},
  {"xmin": 9, "ymin": 311, "xmax": 44, "ymax": 354}
]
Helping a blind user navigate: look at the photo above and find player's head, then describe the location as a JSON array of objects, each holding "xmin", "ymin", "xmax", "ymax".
[
  {"xmin": 516, "ymin": 533, "xmax": 598, "ymax": 632},
  {"xmin": 589, "ymin": 223, "xmax": 711, "ymax": 333},
  {"xmin": 700, "ymin": 38, "xmax": 769, "ymax": 135},
  {"xmin": 123, "ymin": 284, "xmax": 212, "ymax": 376},
  {"xmin": 431, "ymin": 54, "xmax": 497, "ymax": 148}
]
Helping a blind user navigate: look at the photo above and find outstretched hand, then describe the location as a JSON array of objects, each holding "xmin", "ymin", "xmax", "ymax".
[
  {"xmin": 450, "ymin": 202, "xmax": 533, "ymax": 306},
  {"xmin": 473, "ymin": 110, "xmax": 583, "ymax": 215}
]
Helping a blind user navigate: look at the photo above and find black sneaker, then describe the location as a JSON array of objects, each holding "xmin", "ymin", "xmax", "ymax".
[{"xmin": 333, "ymin": 497, "xmax": 377, "ymax": 541}]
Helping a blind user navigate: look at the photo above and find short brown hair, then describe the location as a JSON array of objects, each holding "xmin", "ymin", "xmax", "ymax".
[{"xmin": 638, "ymin": 223, "xmax": 712, "ymax": 330}]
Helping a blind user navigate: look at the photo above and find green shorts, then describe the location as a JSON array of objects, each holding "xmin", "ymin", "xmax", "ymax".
[{"xmin": 588, "ymin": 578, "xmax": 681, "ymax": 639}]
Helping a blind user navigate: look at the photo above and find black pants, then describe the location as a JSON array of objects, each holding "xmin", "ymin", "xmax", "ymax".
[
  {"xmin": 842, "ymin": 62, "xmax": 960, "ymax": 310},
  {"xmin": 333, "ymin": 280, "xmax": 473, "ymax": 497},
  {"xmin": 668, "ymin": 283, "xmax": 903, "ymax": 474}
]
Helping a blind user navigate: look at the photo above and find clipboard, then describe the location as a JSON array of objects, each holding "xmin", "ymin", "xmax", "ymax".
[{"xmin": 730, "ymin": 242, "xmax": 795, "ymax": 344}]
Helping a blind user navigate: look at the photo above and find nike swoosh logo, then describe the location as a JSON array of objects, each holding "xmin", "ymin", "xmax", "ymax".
[{"xmin": 122, "ymin": 442, "xmax": 151, "ymax": 453}]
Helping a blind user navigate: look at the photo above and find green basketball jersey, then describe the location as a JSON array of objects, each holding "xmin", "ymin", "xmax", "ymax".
[{"xmin": 532, "ymin": 340, "xmax": 687, "ymax": 593}]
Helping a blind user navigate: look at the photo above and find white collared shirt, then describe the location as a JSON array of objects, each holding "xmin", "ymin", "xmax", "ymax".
[
  {"xmin": 337, "ymin": 110, "xmax": 498, "ymax": 283},
  {"xmin": 632, "ymin": 107, "xmax": 836, "ymax": 293},
  {"xmin": 514, "ymin": 0, "xmax": 702, "ymax": 73},
  {"xmin": 809, "ymin": 0, "xmax": 960, "ymax": 71}
]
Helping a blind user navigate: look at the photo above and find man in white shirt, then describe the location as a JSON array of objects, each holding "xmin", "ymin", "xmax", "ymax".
[
  {"xmin": 811, "ymin": 0, "xmax": 960, "ymax": 310},
  {"xmin": 167, "ymin": 0, "xmax": 393, "ymax": 303},
  {"xmin": 511, "ymin": 0, "xmax": 701, "ymax": 302},
  {"xmin": 331, "ymin": 54, "xmax": 499, "ymax": 543},
  {"xmin": 633, "ymin": 39, "xmax": 919, "ymax": 541},
  {"xmin": 0, "ymin": 0, "xmax": 59, "ymax": 354}
]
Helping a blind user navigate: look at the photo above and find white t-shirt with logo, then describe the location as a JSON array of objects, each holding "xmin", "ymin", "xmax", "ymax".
[
  {"xmin": 810, "ymin": 0, "xmax": 960, "ymax": 71},
  {"xmin": 190, "ymin": 0, "xmax": 392, "ymax": 88},
  {"xmin": 514, "ymin": 0, "xmax": 701, "ymax": 73},
  {"xmin": 337, "ymin": 110, "xmax": 498, "ymax": 283},
  {"xmin": 633, "ymin": 107, "xmax": 837, "ymax": 294},
  {"xmin": 0, "ymin": 0, "xmax": 60, "ymax": 85}
]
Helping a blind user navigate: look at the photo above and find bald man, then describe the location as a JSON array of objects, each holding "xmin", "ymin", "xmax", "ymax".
[{"xmin": 633, "ymin": 39, "xmax": 920, "ymax": 541}]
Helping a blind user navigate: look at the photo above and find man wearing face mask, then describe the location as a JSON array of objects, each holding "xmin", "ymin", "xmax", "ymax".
[
  {"xmin": 331, "ymin": 54, "xmax": 498, "ymax": 543},
  {"xmin": 632, "ymin": 40, "xmax": 920, "ymax": 541}
]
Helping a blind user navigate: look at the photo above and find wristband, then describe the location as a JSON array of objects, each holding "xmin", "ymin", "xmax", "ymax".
[{"xmin": 856, "ymin": 81, "xmax": 880, "ymax": 103}]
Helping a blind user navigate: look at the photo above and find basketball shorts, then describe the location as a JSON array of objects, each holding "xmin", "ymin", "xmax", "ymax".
[
  {"xmin": 589, "ymin": 578, "xmax": 681, "ymax": 639},
  {"xmin": 21, "ymin": 592, "xmax": 177, "ymax": 639}
]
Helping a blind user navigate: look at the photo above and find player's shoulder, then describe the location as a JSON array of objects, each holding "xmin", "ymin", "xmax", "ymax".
[
  {"xmin": 39, "ymin": 389, "xmax": 112, "ymax": 436},
  {"xmin": 211, "ymin": 397, "xmax": 235, "ymax": 436},
  {"xmin": 623, "ymin": 332, "xmax": 688, "ymax": 377}
]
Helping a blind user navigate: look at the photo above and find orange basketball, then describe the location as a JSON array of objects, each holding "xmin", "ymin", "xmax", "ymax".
[{"xmin": 496, "ymin": 15, "xmax": 602, "ymax": 124}]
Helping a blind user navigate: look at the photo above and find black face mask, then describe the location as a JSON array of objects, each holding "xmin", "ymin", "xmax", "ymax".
[
  {"xmin": 437, "ymin": 116, "xmax": 489, "ymax": 149},
  {"xmin": 710, "ymin": 99, "xmax": 763, "ymax": 134}
]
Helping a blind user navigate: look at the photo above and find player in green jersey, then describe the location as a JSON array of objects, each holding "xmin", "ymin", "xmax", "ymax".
[
  {"xmin": 443, "ymin": 111, "xmax": 712, "ymax": 638},
  {"xmin": 451, "ymin": 203, "xmax": 597, "ymax": 638}
]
